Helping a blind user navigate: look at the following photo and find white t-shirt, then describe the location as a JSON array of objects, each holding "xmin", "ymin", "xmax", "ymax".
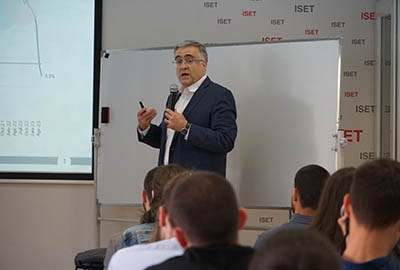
[{"xmin": 107, "ymin": 237, "xmax": 184, "ymax": 270}]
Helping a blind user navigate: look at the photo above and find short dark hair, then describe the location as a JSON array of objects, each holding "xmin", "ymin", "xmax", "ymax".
[
  {"xmin": 249, "ymin": 229, "xmax": 342, "ymax": 270},
  {"xmin": 351, "ymin": 158, "xmax": 400, "ymax": 229},
  {"xmin": 294, "ymin": 164, "xmax": 330, "ymax": 209},
  {"xmin": 311, "ymin": 167, "xmax": 355, "ymax": 251},
  {"xmin": 168, "ymin": 171, "xmax": 239, "ymax": 246},
  {"xmin": 174, "ymin": 40, "xmax": 208, "ymax": 62},
  {"xmin": 150, "ymin": 170, "xmax": 192, "ymax": 242},
  {"xmin": 151, "ymin": 164, "xmax": 186, "ymax": 206},
  {"xmin": 161, "ymin": 170, "xmax": 194, "ymax": 213}
]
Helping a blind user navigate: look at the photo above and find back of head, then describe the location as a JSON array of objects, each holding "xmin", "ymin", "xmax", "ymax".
[
  {"xmin": 151, "ymin": 164, "xmax": 186, "ymax": 203},
  {"xmin": 311, "ymin": 167, "xmax": 355, "ymax": 250},
  {"xmin": 294, "ymin": 164, "xmax": 330, "ymax": 210},
  {"xmin": 249, "ymin": 229, "xmax": 342, "ymax": 270},
  {"xmin": 150, "ymin": 170, "xmax": 193, "ymax": 242},
  {"xmin": 351, "ymin": 158, "xmax": 400, "ymax": 229},
  {"xmin": 145, "ymin": 164, "xmax": 185, "ymax": 223},
  {"xmin": 143, "ymin": 166, "xmax": 158, "ymax": 201},
  {"xmin": 168, "ymin": 171, "xmax": 239, "ymax": 246}
]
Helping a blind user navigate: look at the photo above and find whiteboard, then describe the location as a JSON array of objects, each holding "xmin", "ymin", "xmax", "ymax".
[{"xmin": 97, "ymin": 39, "xmax": 341, "ymax": 206}]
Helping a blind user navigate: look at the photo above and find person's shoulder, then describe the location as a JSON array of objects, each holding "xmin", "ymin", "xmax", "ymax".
[
  {"xmin": 254, "ymin": 222, "xmax": 294, "ymax": 248},
  {"xmin": 123, "ymin": 222, "xmax": 154, "ymax": 234},
  {"xmin": 146, "ymin": 254, "xmax": 186, "ymax": 270},
  {"xmin": 204, "ymin": 77, "xmax": 231, "ymax": 92},
  {"xmin": 107, "ymin": 246, "xmax": 138, "ymax": 270},
  {"xmin": 341, "ymin": 255, "xmax": 396, "ymax": 270},
  {"xmin": 110, "ymin": 245, "xmax": 183, "ymax": 270},
  {"xmin": 132, "ymin": 238, "xmax": 183, "ymax": 251},
  {"xmin": 259, "ymin": 226, "xmax": 279, "ymax": 237}
]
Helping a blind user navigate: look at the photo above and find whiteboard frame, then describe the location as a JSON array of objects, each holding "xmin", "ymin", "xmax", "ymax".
[{"xmin": 96, "ymin": 38, "xmax": 342, "ymax": 207}]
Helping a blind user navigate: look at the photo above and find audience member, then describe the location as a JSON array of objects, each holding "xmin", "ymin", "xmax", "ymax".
[
  {"xmin": 103, "ymin": 166, "xmax": 158, "ymax": 269},
  {"xmin": 249, "ymin": 228, "xmax": 342, "ymax": 270},
  {"xmin": 254, "ymin": 164, "xmax": 329, "ymax": 248},
  {"xmin": 108, "ymin": 171, "xmax": 192, "ymax": 270},
  {"xmin": 104, "ymin": 164, "xmax": 185, "ymax": 269},
  {"xmin": 121, "ymin": 164, "xmax": 185, "ymax": 247},
  {"xmin": 311, "ymin": 167, "xmax": 355, "ymax": 252},
  {"xmin": 339, "ymin": 158, "xmax": 400, "ymax": 269},
  {"xmin": 146, "ymin": 171, "xmax": 254, "ymax": 270}
]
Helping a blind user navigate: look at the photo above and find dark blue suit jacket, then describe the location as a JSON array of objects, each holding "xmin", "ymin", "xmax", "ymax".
[{"xmin": 138, "ymin": 77, "xmax": 237, "ymax": 176}]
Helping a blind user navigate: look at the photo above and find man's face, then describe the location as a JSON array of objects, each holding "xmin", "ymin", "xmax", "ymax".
[{"xmin": 175, "ymin": 46, "xmax": 207, "ymax": 89}]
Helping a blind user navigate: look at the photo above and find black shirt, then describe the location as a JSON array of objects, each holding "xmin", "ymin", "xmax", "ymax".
[{"xmin": 146, "ymin": 244, "xmax": 254, "ymax": 270}]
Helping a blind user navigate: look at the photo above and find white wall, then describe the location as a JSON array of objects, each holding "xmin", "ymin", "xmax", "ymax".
[{"xmin": 0, "ymin": 182, "xmax": 97, "ymax": 270}]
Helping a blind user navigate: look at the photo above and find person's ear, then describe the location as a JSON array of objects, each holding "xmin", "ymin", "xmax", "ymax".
[
  {"xmin": 292, "ymin": 187, "xmax": 299, "ymax": 202},
  {"xmin": 173, "ymin": 227, "xmax": 188, "ymax": 248},
  {"xmin": 141, "ymin": 189, "xmax": 147, "ymax": 204},
  {"xmin": 238, "ymin": 207, "xmax": 247, "ymax": 230},
  {"xmin": 337, "ymin": 193, "xmax": 352, "ymax": 236},
  {"xmin": 159, "ymin": 206, "xmax": 167, "ymax": 227},
  {"xmin": 343, "ymin": 193, "xmax": 351, "ymax": 217}
]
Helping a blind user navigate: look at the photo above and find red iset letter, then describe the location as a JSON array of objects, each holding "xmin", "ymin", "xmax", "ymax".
[{"xmin": 344, "ymin": 130, "xmax": 353, "ymax": 142}]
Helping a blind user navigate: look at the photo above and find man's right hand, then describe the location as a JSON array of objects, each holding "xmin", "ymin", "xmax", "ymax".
[{"xmin": 137, "ymin": 107, "xmax": 157, "ymax": 131}]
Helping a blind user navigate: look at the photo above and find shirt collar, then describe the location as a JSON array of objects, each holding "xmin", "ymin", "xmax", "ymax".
[{"xmin": 183, "ymin": 74, "xmax": 207, "ymax": 94}]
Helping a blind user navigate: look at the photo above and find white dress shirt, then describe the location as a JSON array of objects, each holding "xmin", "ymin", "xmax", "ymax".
[{"xmin": 163, "ymin": 75, "xmax": 206, "ymax": 164}]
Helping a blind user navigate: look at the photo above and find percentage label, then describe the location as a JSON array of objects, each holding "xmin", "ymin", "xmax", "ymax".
[{"xmin": 45, "ymin": 73, "xmax": 56, "ymax": 79}]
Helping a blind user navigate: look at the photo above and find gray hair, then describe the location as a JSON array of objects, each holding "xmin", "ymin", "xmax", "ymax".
[{"xmin": 174, "ymin": 40, "xmax": 208, "ymax": 62}]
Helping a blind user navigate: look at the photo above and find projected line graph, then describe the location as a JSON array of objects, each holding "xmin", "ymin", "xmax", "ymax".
[{"xmin": 0, "ymin": 0, "xmax": 43, "ymax": 76}]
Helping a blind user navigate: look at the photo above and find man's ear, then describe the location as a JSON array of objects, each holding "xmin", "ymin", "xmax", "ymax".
[
  {"xmin": 238, "ymin": 207, "xmax": 247, "ymax": 230},
  {"xmin": 292, "ymin": 187, "xmax": 299, "ymax": 202},
  {"xmin": 141, "ymin": 189, "xmax": 147, "ymax": 204},
  {"xmin": 343, "ymin": 193, "xmax": 352, "ymax": 217},
  {"xmin": 159, "ymin": 206, "xmax": 167, "ymax": 227},
  {"xmin": 173, "ymin": 227, "xmax": 188, "ymax": 248}
]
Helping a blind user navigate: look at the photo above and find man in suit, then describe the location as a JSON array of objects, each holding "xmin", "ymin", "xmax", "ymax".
[{"xmin": 137, "ymin": 40, "xmax": 237, "ymax": 176}]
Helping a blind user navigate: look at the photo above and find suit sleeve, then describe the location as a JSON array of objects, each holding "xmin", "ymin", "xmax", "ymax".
[{"xmin": 137, "ymin": 123, "xmax": 162, "ymax": 149}]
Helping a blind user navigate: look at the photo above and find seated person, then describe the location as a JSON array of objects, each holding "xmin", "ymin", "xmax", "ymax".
[
  {"xmin": 254, "ymin": 164, "xmax": 329, "ymax": 248},
  {"xmin": 103, "ymin": 166, "xmax": 158, "ymax": 269},
  {"xmin": 121, "ymin": 164, "xmax": 185, "ymax": 247},
  {"xmin": 338, "ymin": 159, "xmax": 400, "ymax": 269},
  {"xmin": 147, "ymin": 171, "xmax": 254, "ymax": 270},
  {"xmin": 103, "ymin": 164, "xmax": 185, "ymax": 268},
  {"xmin": 311, "ymin": 167, "xmax": 355, "ymax": 252},
  {"xmin": 108, "ymin": 171, "xmax": 191, "ymax": 270}
]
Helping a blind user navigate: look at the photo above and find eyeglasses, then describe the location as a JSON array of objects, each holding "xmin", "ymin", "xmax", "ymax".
[{"xmin": 172, "ymin": 58, "xmax": 204, "ymax": 66}]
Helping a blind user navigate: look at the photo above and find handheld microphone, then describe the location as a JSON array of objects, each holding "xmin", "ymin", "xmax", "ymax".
[{"xmin": 167, "ymin": 84, "xmax": 179, "ymax": 110}]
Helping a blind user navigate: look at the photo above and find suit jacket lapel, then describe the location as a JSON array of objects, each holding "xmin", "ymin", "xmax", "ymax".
[{"xmin": 183, "ymin": 77, "xmax": 211, "ymax": 118}]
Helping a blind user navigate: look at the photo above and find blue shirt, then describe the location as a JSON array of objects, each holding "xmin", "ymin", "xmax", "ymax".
[
  {"xmin": 253, "ymin": 214, "xmax": 313, "ymax": 248},
  {"xmin": 121, "ymin": 222, "xmax": 155, "ymax": 248},
  {"xmin": 341, "ymin": 255, "xmax": 400, "ymax": 270}
]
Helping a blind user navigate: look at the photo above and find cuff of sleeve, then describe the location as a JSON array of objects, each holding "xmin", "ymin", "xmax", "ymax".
[{"xmin": 138, "ymin": 125, "xmax": 150, "ymax": 137}]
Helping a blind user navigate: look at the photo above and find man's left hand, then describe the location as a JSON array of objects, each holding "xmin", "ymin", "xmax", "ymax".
[{"xmin": 164, "ymin": 109, "xmax": 187, "ymax": 131}]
